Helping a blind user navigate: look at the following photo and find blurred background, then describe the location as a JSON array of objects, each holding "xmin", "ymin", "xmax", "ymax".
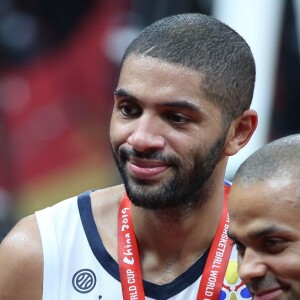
[{"xmin": 0, "ymin": 0, "xmax": 299, "ymax": 240}]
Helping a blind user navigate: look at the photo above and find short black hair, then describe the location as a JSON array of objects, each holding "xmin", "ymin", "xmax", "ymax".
[
  {"xmin": 121, "ymin": 13, "xmax": 256, "ymax": 126},
  {"xmin": 234, "ymin": 134, "xmax": 300, "ymax": 185}
]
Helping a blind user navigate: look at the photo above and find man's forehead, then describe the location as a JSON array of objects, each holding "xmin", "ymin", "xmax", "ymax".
[
  {"xmin": 229, "ymin": 178, "xmax": 300, "ymax": 212},
  {"xmin": 122, "ymin": 54, "xmax": 202, "ymax": 77}
]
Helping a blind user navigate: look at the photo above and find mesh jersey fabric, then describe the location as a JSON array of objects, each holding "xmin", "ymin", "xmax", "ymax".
[{"xmin": 35, "ymin": 189, "xmax": 252, "ymax": 300}]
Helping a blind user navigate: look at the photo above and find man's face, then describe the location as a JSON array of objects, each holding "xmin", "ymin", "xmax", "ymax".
[
  {"xmin": 228, "ymin": 177, "xmax": 300, "ymax": 300},
  {"xmin": 110, "ymin": 55, "xmax": 229, "ymax": 209}
]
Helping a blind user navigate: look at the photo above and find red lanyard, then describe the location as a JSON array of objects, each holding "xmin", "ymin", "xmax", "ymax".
[
  {"xmin": 118, "ymin": 185, "xmax": 232, "ymax": 300},
  {"xmin": 196, "ymin": 184, "xmax": 232, "ymax": 299},
  {"xmin": 118, "ymin": 194, "xmax": 145, "ymax": 299}
]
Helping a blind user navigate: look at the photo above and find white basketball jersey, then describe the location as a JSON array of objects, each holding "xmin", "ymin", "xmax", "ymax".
[{"xmin": 35, "ymin": 190, "xmax": 252, "ymax": 300}]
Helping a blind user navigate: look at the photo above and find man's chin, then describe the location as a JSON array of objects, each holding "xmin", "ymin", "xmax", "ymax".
[{"xmin": 124, "ymin": 183, "xmax": 170, "ymax": 208}]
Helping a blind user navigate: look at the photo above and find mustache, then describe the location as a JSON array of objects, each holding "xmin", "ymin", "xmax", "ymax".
[
  {"xmin": 119, "ymin": 147, "xmax": 180, "ymax": 165},
  {"xmin": 247, "ymin": 277, "xmax": 281, "ymax": 296}
]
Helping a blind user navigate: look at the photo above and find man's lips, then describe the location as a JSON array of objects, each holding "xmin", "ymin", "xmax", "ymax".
[
  {"xmin": 252, "ymin": 287, "xmax": 283, "ymax": 300},
  {"xmin": 127, "ymin": 158, "xmax": 169, "ymax": 180}
]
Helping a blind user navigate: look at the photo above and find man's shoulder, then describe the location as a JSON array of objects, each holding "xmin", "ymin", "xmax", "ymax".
[
  {"xmin": 0, "ymin": 215, "xmax": 42, "ymax": 259},
  {"xmin": 0, "ymin": 215, "xmax": 43, "ymax": 299}
]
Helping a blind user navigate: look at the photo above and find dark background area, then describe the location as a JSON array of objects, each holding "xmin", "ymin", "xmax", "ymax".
[{"xmin": 0, "ymin": 0, "xmax": 299, "ymax": 240}]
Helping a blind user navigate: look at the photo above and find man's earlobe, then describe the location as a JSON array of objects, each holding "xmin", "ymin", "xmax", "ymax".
[{"xmin": 224, "ymin": 109, "xmax": 258, "ymax": 156}]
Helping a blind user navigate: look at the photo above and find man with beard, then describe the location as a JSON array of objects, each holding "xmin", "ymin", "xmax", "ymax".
[
  {"xmin": 0, "ymin": 13, "xmax": 257, "ymax": 299},
  {"xmin": 228, "ymin": 134, "xmax": 300, "ymax": 300}
]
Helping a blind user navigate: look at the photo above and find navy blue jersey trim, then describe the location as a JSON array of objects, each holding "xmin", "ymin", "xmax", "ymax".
[
  {"xmin": 224, "ymin": 179, "xmax": 231, "ymax": 186},
  {"xmin": 143, "ymin": 248, "xmax": 209, "ymax": 299},
  {"xmin": 77, "ymin": 191, "xmax": 120, "ymax": 280},
  {"xmin": 78, "ymin": 191, "xmax": 210, "ymax": 298}
]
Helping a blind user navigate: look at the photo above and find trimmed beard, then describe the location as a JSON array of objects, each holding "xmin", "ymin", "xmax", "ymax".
[{"xmin": 111, "ymin": 133, "xmax": 227, "ymax": 210}]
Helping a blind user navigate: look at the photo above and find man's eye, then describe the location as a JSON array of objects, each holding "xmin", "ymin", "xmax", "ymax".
[
  {"xmin": 165, "ymin": 112, "xmax": 190, "ymax": 124},
  {"xmin": 264, "ymin": 238, "xmax": 286, "ymax": 253},
  {"xmin": 120, "ymin": 104, "xmax": 140, "ymax": 117}
]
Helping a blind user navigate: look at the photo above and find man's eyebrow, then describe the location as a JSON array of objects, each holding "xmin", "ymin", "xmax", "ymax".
[
  {"xmin": 227, "ymin": 225, "xmax": 290, "ymax": 242},
  {"xmin": 114, "ymin": 88, "xmax": 137, "ymax": 101},
  {"xmin": 114, "ymin": 88, "xmax": 200, "ymax": 112},
  {"xmin": 159, "ymin": 101, "xmax": 200, "ymax": 112},
  {"xmin": 248, "ymin": 225, "xmax": 289, "ymax": 239}
]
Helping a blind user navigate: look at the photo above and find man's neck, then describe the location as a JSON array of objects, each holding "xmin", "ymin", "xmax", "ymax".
[{"xmin": 130, "ymin": 183, "xmax": 225, "ymax": 283}]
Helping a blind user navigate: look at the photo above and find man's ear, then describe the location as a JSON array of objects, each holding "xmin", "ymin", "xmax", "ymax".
[{"xmin": 224, "ymin": 109, "xmax": 258, "ymax": 156}]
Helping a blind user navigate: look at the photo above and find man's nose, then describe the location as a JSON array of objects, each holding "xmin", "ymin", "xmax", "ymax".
[
  {"xmin": 238, "ymin": 248, "xmax": 267, "ymax": 283},
  {"xmin": 127, "ymin": 116, "xmax": 165, "ymax": 152}
]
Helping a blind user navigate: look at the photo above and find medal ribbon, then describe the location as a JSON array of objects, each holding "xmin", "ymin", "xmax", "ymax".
[
  {"xmin": 196, "ymin": 184, "xmax": 232, "ymax": 300},
  {"xmin": 118, "ymin": 194, "xmax": 145, "ymax": 299},
  {"xmin": 118, "ymin": 185, "xmax": 232, "ymax": 300}
]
